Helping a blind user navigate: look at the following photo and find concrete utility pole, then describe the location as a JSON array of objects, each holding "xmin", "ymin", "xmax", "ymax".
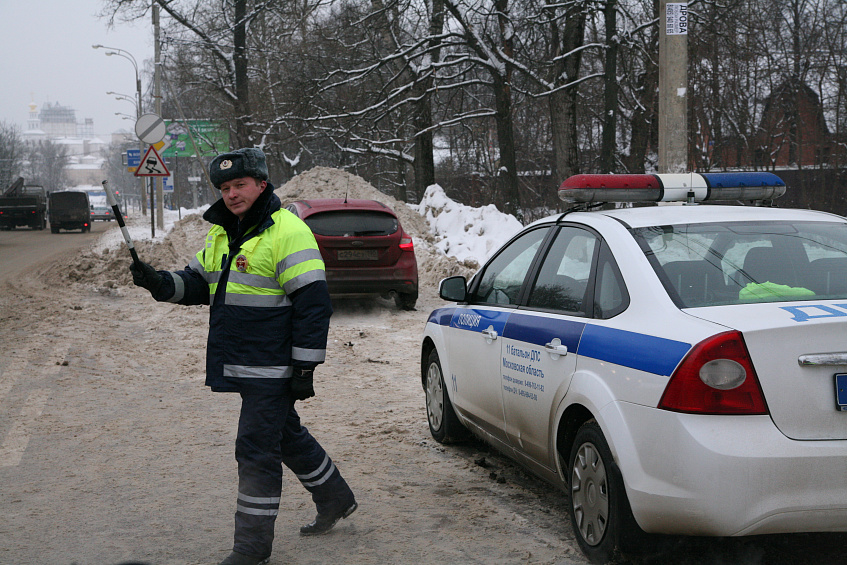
[
  {"xmin": 154, "ymin": 2, "xmax": 164, "ymax": 230},
  {"xmin": 658, "ymin": 1, "xmax": 689, "ymax": 173}
]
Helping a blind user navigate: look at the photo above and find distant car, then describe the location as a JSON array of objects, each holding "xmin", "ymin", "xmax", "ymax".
[
  {"xmin": 48, "ymin": 190, "xmax": 90, "ymax": 233},
  {"xmin": 90, "ymin": 204, "xmax": 113, "ymax": 221},
  {"xmin": 421, "ymin": 172, "xmax": 847, "ymax": 563},
  {"xmin": 286, "ymin": 198, "xmax": 418, "ymax": 310}
]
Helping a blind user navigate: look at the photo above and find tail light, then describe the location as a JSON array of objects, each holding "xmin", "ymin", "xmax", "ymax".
[
  {"xmin": 399, "ymin": 230, "xmax": 414, "ymax": 251},
  {"xmin": 658, "ymin": 331, "xmax": 768, "ymax": 415}
]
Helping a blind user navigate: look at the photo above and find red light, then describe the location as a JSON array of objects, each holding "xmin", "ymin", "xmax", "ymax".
[
  {"xmin": 399, "ymin": 231, "xmax": 414, "ymax": 251},
  {"xmin": 658, "ymin": 331, "xmax": 768, "ymax": 415},
  {"xmin": 560, "ymin": 174, "xmax": 661, "ymax": 190}
]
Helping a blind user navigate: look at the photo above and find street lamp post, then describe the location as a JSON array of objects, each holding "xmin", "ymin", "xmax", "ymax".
[
  {"xmin": 93, "ymin": 44, "xmax": 148, "ymax": 217},
  {"xmin": 93, "ymin": 45, "xmax": 142, "ymax": 119}
]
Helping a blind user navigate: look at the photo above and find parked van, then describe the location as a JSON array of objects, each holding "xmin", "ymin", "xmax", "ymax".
[{"xmin": 49, "ymin": 191, "xmax": 91, "ymax": 233}]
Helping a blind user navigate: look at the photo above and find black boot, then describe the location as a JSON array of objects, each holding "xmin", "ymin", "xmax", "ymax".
[
  {"xmin": 299, "ymin": 500, "xmax": 358, "ymax": 536},
  {"xmin": 218, "ymin": 550, "xmax": 270, "ymax": 565}
]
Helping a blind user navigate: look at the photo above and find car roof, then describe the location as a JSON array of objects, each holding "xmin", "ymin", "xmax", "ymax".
[
  {"xmin": 528, "ymin": 204, "xmax": 847, "ymax": 230},
  {"xmin": 290, "ymin": 198, "xmax": 397, "ymax": 217}
]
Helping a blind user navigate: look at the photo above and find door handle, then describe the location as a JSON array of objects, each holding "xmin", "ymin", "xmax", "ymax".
[
  {"xmin": 481, "ymin": 326, "xmax": 498, "ymax": 341},
  {"xmin": 545, "ymin": 339, "xmax": 568, "ymax": 356}
]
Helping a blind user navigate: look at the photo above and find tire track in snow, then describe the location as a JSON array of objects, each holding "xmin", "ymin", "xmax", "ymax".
[{"xmin": 0, "ymin": 345, "xmax": 67, "ymax": 467}]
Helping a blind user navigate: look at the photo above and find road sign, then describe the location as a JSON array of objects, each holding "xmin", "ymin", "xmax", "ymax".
[
  {"xmin": 135, "ymin": 113, "xmax": 167, "ymax": 144},
  {"xmin": 134, "ymin": 145, "xmax": 171, "ymax": 177},
  {"xmin": 126, "ymin": 149, "xmax": 141, "ymax": 172},
  {"xmin": 162, "ymin": 120, "xmax": 230, "ymax": 157},
  {"xmin": 163, "ymin": 175, "xmax": 174, "ymax": 193}
]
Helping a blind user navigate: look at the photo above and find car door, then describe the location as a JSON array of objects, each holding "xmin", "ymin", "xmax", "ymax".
[
  {"xmin": 446, "ymin": 226, "xmax": 551, "ymax": 442},
  {"xmin": 500, "ymin": 226, "xmax": 606, "ymax": 467}
]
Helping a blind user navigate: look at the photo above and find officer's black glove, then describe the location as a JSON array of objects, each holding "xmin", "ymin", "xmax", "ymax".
[
  {"xmin": 129, "ymin": 261, "xmax": 164, "ymax": 296},
  {"xmin": 290, "ymin": 368, "xmax": 315, "ymax": 401}
]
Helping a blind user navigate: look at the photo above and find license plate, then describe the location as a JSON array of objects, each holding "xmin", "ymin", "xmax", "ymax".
[
  {"xmin": 337, "ymin": 249, "xmax": 378, "ymax": 261},
  {"xmin": 836, "ymin": 374, "xmax": 847, "ymax": 411}
]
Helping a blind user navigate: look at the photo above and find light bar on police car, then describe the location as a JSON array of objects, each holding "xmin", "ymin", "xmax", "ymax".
[{"xmin": 558, "ymin": 172, "xmax": 786, "ymax": 204}]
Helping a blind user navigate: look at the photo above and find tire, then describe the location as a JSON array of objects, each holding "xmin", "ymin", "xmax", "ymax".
[
  {"xmin": 394, "ymin": 292, "xmax": 417, "ymax": 311},
  {"xmin": 424, "ymin": 348, "xmax": 467, "ymax": 443},
  {"xmin": 51, "ymin": 226, "xmax": 59, "ymax": 234},
  {"xmin": 567, "ymin": 420, "xmax": 645, "ymax": 564}
]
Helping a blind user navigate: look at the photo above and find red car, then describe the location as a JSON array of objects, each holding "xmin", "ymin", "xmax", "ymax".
[{"xmin": 285, "ymin": 198, "xmax": 419, "ymax": 310}]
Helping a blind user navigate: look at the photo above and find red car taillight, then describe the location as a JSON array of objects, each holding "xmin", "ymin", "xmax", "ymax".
[
  {"xmin": 658, "ymin": 331, "xmax": 768, "ymax": 415},
  {"xmin": 399, "ymin": 231, "xmax": 414, "ymax": 251}
]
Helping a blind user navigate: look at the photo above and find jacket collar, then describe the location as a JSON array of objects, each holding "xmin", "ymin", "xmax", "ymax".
[{"xmin": 203, "ymin": 181, "xmax": 281, "ymax": 240}]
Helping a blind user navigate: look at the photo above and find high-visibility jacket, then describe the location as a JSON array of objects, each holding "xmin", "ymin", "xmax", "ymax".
[{"xmin": 153, "ymin": 184, "xmax": 333, "ymax": 394}]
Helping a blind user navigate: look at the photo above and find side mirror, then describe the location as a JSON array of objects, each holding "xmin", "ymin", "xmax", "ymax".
[{"xmin": 439, "ymin": 275, "xmax": 467, "ymax": 302}]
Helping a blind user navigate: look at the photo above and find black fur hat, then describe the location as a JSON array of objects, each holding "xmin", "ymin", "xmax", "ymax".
[{"xmin": 209, "ymin": 148, "xmax": 269, "ymax": 189}]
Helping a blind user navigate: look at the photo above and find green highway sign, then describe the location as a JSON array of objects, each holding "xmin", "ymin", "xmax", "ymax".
[{"xmin": 162, "ymin": 120, "xmax": 230, "ymax": 158}]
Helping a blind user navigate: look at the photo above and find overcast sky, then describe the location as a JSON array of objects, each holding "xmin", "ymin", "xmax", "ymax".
[{"xmin": 1, "ymin": 0, "xmax": 152, "ymax": 139}]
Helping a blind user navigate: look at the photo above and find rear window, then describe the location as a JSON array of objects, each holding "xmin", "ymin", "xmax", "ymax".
[
  {"xmin": 304, "ymin": 210, "xmax": 398, "ymax": 237},
  {"xmin": 633, "ymin": 221, "xmax": 847, "ymax": 307},
  {"xmin": 51, "ymin": 192, "xmax": 88, "ymax": 206}
]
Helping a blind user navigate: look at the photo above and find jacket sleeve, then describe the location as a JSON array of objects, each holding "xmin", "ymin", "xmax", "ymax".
[
  {"xmin": 151, "ymin": 263, "xmax": 210, "ymax": 305},
  {"xmin": 276, "ymin": 218, "xmax": 333, "ymax": 369},
  {"xmin": 288, "ymin": 279, "xmax": 333, "ymax": 369}
]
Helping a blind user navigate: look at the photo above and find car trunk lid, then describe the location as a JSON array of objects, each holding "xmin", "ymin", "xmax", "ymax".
[{"xmin": 684, "ymin": 302, "xmax": 847, "ymax": 440}]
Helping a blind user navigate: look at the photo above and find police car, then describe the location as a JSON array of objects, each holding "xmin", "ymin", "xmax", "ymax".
[{"xmin": 420, "ymin": 172, "xmax": 847, "ymax": 563}]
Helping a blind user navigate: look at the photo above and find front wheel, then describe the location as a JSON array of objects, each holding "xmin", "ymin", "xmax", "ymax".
[
  {"xmin": 424, "ymin": 348, "xmax": 466, "ymax": 443},
  {"xmin": 567, "ymin": 421, "xmax": 645, "ymax": 564}
]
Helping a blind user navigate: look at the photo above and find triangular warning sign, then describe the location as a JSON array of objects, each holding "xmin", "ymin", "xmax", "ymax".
[{"xmin": 134, "ymin": 145, "xmax": 171, "ymax": 177}]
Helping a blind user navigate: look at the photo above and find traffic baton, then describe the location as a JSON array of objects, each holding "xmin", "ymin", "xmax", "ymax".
[{"xmin": 102, "ymin": 180, "xmax": 141, "ymax": 269}]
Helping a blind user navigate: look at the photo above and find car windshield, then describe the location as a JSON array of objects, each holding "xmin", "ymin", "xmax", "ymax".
[
  {"xmin": 632, "ymin": 220, "xmax": 847, "ymax": 307},
  {"xmin": 304, "ymin": 210, "xmax": 398, "ymax": 237}
]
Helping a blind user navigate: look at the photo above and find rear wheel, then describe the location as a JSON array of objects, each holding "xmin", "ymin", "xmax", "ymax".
[
  {"xmin": 567, "ymin": 421, "xmax": 645, "ymax": 564},
  {"xmin": 394, "ymin": 292, "xmax": 417, "ymax": 311},
  {"xmin": 424, "ymin": 349, "xmax": 466, "ymax": 443}
]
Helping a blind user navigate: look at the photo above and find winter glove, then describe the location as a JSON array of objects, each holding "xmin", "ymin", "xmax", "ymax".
[
  {"xmin": 129, "ymin": 261, "xmax": 164, "ymax": 296},
  {"xmin": 290, "ymin": 368, "xmax": 315, "ymax": 401}
]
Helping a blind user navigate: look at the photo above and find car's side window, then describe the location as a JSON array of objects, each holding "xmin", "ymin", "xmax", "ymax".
[
  {"xmin": 473, "ymin": 228, "xmax": 549, "ymax": 306},
  {"xmin": 527, "ymin": 227, "xmax": 598, "ymax": 315},
  {"xmin": 593, "ymin": 243, "xmax": 629, "ymax": 318}
]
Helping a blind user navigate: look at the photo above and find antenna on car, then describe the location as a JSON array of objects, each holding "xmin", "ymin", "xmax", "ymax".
[{"xmin": 344, "ymin": 174, "xmax": 349, "ymax": 204}]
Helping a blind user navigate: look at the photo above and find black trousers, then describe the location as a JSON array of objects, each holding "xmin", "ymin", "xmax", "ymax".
[{"xmin": 233, "ymin": 393, "xmax": 355, "ymax": 558}]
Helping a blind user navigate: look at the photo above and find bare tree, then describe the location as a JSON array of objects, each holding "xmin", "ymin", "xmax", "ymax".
[
  {"xmin": 0, "ymin": 121, "xmax": 26, "ymax": 189},
  {"xmin": 25, "ymin": 140, "xmax": 70, "ymax": 190}
]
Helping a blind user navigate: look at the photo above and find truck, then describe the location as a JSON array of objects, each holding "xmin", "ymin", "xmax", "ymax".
[
  {"xmin": 48, "ymin": 190, "xmax": 91, "ymax": 233},
  {"xmin": 0, "ymin": 177, "xmax": 47, "ymax": 230}
]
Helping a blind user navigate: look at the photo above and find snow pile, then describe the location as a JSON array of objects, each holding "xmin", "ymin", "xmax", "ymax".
[
  {"xmin": 410, "ymin": 184, "xmax": 523, "ymax": 265},
  {"xmin": 274, "ymin": 167, "xmax": 479, "ymax": 286}
]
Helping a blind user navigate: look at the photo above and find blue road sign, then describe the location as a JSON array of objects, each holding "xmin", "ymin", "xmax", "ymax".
[{"xmin": 127, "ymin": 149, "xmax": 141, "ymax": 168}]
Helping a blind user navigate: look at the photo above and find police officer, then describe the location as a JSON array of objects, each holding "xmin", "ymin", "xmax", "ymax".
[{"xmin": 130, "ymin": 148, "xmax": 357, "ymax": 565}]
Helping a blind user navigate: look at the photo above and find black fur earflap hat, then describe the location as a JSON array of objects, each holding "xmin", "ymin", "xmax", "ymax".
[{"xmin": 209, "ymin": 147, "xmax": 269, "ymax": 189}]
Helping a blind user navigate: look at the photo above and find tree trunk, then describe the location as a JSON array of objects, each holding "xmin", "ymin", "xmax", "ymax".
[
  {"xmin": 233, "ymin": 0, "xmax": 251, "ymax": 147},
  {"xmin": 493, "ymin": 74, "xmax": 521, "ymax": 220},
  {"xmin": 599, "ymin": 0, "xmax": 618, "ymax": 173},
  {"xmin": 411, "ymin": 0, "xmax": 445, "ymax": 202},
  {"xmin": 549, "ymin": 2, "xmax": 587, "ymax": 184},
  {"xmin": 494, "ymin": 0, "xmax": 521, "ymax": 221}
]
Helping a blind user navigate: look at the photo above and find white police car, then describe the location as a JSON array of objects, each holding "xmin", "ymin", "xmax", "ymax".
[{"xmin": 420, "ymin": 172, "xmax": 847, "ymax": 563}]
